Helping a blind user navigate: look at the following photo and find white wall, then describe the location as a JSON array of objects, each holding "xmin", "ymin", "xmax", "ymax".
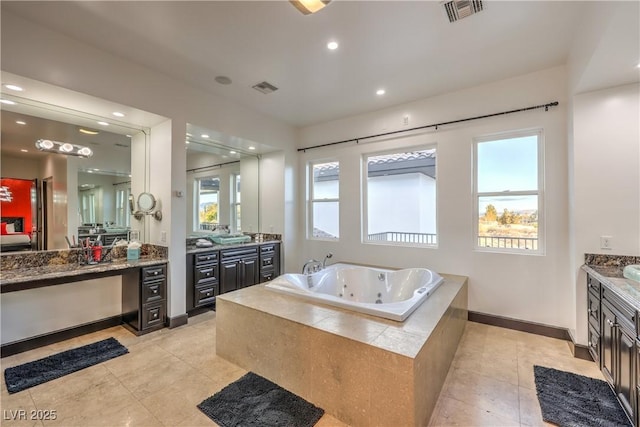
[
  {"xmin": 298, "ymin": 67, "xmax": 573, "ymax": 329},
  {"xmin": 572, "ymin": 82, "xmax": 640, "ymax": 344}
]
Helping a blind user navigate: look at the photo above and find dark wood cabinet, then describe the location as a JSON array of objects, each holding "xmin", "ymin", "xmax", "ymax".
[
  {"xmin": 259, "ymin": 242, "xmax": 280, "ymax": 283},
  {"xmin": 186, "ymin": 250, "xmax": 219, "ymax": 311},
  {"xmin": 220, "ymin": 247, "xmax": 259, "ymax": 293},
  {"xmin": 589, "ymin": 272, "xmax": 637, "ymax": 426},
  {"xmin": 122, "ymin": 264, "xmax": 167, "ymax": 334}
]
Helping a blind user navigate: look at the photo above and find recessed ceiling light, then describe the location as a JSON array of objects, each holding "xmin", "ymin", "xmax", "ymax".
[
  {"xmin": 112, "ymin": 112, "xmax": 125, "ymax": 117},
  {"xmin": 79, "ymin": 128, "xmax": 99, "ymax": 135},
  {"xmin": 0, "ymin": 99, "xmax": 16, "ymax": 105},
  {"xmin": 248, "ymin": 146, "xmax": 256, "ymax": 150},
  {"xmin": 376, "ymin": 89, "xmax": 385, "ymax": 96},
  {"xmin": 327, "ymin": 41, "xmax": 339, "ymax": 50},
  {"xmin": 97, "ymin": 121, "xmax": 109, "ymax": 126},
  {"xmin": 201, "ymin": 134, "xmax": 209, "ymax": 138},
  {"xmin": 215, "ymin": 76, "xmax": 233, "ymax": 85},
  {"xmin": 20, "ymin": 149, "xmax": 28, "ymax": 153},
  {"xmin": 4, "ymin": 84, "xmax": 23, "ymax": 92},
  {"xmin": 16, "ymin": 120, "xmax": 26, "ymax": 125}
]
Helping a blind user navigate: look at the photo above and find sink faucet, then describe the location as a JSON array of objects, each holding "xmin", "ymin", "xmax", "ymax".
[{"xmin": 302, "ymin": 259, "xmax": 323, "ymax": 275}]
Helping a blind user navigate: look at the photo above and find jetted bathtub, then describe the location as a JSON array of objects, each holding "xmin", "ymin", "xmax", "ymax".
[{"xmin": 265, "ymin": 263, "xmax": 444, "ymax": 321}]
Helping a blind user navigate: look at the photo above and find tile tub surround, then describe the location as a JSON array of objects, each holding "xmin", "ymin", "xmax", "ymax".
[{"xmin": 216, "ymin": 274, "xmax": 468, "ymax": 427}]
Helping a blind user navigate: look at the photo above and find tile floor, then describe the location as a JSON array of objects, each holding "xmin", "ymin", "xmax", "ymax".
[{"xmin": 1, "ymin": 312, "xmax": 603, "ymax": 427}]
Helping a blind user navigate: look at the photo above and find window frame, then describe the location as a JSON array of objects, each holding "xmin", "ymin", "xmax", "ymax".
[
  {"xmin": 231, "ymin": 173, "xmax": 241, "ymax": 232},
  {"xmin": 307, "ymin": 159, "xmax": 340, "ymax": 241},
  {"xmin": 193, "ymin": 175, "xmax": 220, "ymax": 232},
  {"xmin": 362, "ymin": 144, "xmax": 438, "ymax": 247},
  {"xmin": 472, "ymin": 128, "xmax": 545, "ymax": 255}
]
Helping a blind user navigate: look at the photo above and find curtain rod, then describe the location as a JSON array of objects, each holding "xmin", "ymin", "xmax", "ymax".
[
  {"xmin": 298, "ymin": 101, "xmax": 559, "ymax": 152},
  {"xmin": 187, "ymin": 160, "xmax": 240, "ymax": 173}
]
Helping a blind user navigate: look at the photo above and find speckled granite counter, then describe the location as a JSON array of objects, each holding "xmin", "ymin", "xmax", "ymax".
[
  {"xmin": 582, "ymin": 254, "xmax": 640, "ymax": 311},
  {"xmin": 0, "ymin": 244, "xmax": 168, "ymax": 293}
]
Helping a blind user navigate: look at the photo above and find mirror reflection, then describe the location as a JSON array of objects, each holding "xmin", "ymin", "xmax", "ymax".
[{"xmin": 186, "ymin": 124, "xmax": 260, "ymax": 236}]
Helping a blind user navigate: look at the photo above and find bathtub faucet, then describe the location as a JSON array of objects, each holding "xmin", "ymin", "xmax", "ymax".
[
  {"xmin": 302, "ymin": 259, "xmax": 323, "ymax": 275},
  {"xmin": 323, "ymin": 252, "xmax": 333, "ymax": 269}
]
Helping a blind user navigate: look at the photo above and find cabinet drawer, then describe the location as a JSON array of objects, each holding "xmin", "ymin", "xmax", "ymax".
[
  {"xmin": 195, "ymin": 263, "xmax": 218, "ymax": 283},
  {"xmin": 261, "ymin": 256, "xmax": 275, "ymax": 269},
  {"xmin": 587, "ymin": 275, "xmax": 601, "ymax": 295},
  {"xmin": 142, "ymin": 265, "xmax": 166, "ymax": 282},
  {"xmin": 260, "ymin": 269, "xmax": 276, "ymax": 283},
  {"xmin": 142, "ymin": 279, "xmax": 165, "ymax": 303},
  {"xmin": 221, "ymin": 246, "xmax": 258, "ymax": 261},
  {"xmin": 588, "ymin": 290, "xmax": 601, "ymax": 332},
  {"xmin": 195, "ymin": 285, "xmax": 217, "ymax": 306},
  {"xmin": 141, "ymin": 303, "xmax": 165, "ymax": 330},
  {"xmin": 196, "ymin": 252, "xmax": 218, "ymax": 264}
]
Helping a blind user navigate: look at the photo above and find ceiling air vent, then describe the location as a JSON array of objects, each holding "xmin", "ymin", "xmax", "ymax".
[
  {"xmin": 443, "ymin": 0, "xmax": 483, "ymax": 23},
  {"xmin": 252, "ymin": 81, "xmax": 278, "ymax": 94}
]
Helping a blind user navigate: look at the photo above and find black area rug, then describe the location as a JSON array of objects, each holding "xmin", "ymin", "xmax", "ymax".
[
  {"xmin": 198, "ymin": 372, "xmax": 324, "ymax": 427},
  {"xmin": 4, "ymin": 337, "xmax": 128, "ymax": 394},
  {"xmin": 534, "ymin": 365, "xmax": 631, "ymax": 427}
]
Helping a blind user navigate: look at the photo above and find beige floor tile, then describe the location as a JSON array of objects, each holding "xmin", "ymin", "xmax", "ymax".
[{"xmin": 431, "ymin": 395, "xmax": 520, "ymax": 427}]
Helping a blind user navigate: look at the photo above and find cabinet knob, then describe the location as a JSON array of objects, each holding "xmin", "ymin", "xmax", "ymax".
[
  {"xmin": 153, "ymin": 289, "xmax": 158, "ymax": 294},
  {"xmin": 154, "ymin": 271, "xmax": 159, "ymax": 275},
  {"xmin": 153, "ymin": 313, "xmax": 158, "ymax": 318}
]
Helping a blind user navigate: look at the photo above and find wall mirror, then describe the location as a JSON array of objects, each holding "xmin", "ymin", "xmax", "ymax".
[
  {"xmin": 0, "ymin": 72, "xmax": 164, "ymax": 251},
  {"xmin": 186, "ymin": 123, "xmax": 265, "ymax": 235}
]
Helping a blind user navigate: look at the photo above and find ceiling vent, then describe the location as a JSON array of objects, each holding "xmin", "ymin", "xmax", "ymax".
[
  {"xmin": 442, "ymin": 0, "xmax": 483, "ymax": 23},
  {"xmin": 252, "ymin": 81, "xmax": 279, "ymax": 94}
]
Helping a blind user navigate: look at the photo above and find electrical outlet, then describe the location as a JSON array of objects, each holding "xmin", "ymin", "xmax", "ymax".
[
  {"xmin": 403, "ymin": 115, "xmax": 409, "ymax": 126},
  {"xmin": 161, "ymin": 231, "xmax": 167, "ymax": 243},
  {"xmin": 600, "ymin": 235, "xmax": 613, "ymax": 250}
]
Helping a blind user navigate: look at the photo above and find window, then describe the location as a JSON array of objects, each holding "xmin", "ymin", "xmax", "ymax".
[
  {"xmin": 81, "ymin": 192, "xmax": 96, "ymax": 224},
  {"xmin": 473, "ymin": 130, "xmax": 543, "ymax": 253},
  {"xmin": 115, "ymin": 186, "xmax": 131, "ymax": 227},
  {"xmin": 309, "ymin": 160, "xmax": 339, "ymax": 239},
  {"xmin": 231, "ymin": 173, "xmax": 241, "ymax": 231},
  {"xmin": 194, "ymin": 176, "xmax": 220, "ymax": 231},
  {"xmin": 364, "ymin": 147, "xmax": 437, "ymax": 246}
]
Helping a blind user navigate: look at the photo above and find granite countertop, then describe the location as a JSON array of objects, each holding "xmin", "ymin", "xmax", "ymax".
[
  {"xmin": 186, "ymin": 240, "xmax": 279, "ymax": 254},
  {"xmin": 0, "ymin": 256, "xmax": 168, "ymax": 287},
  {"xmin": 582, "ymin": 264, "xmax": 640, "ymax": 310}
]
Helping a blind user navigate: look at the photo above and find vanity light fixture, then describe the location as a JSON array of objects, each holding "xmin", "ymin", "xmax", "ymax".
[
  {"xmin": 79, "ymin": 128, "xmax": 99, "ymax": 135},
  {"xmin": 35, "ymin": 139, "xmax": 94, "ymax": 158},
  {"xmin": 112, "ymin": 112, "xmax": 125, "ymax": 117},
  {"xmin": 3, "ymin": 84, "xmax": 23, "ymax": 92},
  {"xmin": 290, "ymin": 0, "xmax": 331, "ymax": 15}
]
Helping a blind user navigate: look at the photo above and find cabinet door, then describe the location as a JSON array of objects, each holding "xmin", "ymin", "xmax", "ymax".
[
  {"xmin": 240, "ymin": 257, "xmax": 259, "ymax": 288},
  {"xmin": 588, "ymin": 324, "xmax": 601, "ymax": 364},
  {"xmin": 220, "ymin": 261, "xmax": 239, "ymax": 294},
  {"xmin": 601, "ymin": 302, "xmax": 616, "ymax": 384},
  {"xmin": 618, "ymin": 328, "xmax": 635, "ymax": 420}
]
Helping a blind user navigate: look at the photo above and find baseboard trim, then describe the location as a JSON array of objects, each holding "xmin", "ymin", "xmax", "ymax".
[
  {"xmin": 168, "ymin": 314, "xmax": 189, "ymax": 329},
  {"xmin": 570, "ymin": 343, "xmax": 593, "ymax": 361},
  {"xmin": 468, "ymin": 311, "xmax": 571, "ymax": 341},
  {"xmin": 1, "ymin": 315, "xmax": 122, "ymax": 358}
]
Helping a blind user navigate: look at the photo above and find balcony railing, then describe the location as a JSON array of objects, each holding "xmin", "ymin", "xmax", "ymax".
[
  {"xmin": 368, "ymin": 231, "xmax": 437, "ymax": 245},
  {"xmin": 477, "ymin": 235, "xmax": 538, "ymax": 250}
]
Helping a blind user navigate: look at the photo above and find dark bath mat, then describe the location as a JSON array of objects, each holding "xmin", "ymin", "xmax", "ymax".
[
  {"xmin": 534, "ymin": 365, "xmax": 631, "ymax": 427},
  {"xmin": 4, "ymin": 337, "xmax": 128, "ymax": 394},
  {"xmin": 198, "ymin": 371, "xmax": 324, "ymax": 427}
]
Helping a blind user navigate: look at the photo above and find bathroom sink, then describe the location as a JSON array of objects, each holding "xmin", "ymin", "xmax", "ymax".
[
  {"xmin": 623, "ymin": 265, "xmax": 640, "ymax": 282},
  {"xmin": 211, "ymin": 234, "xmax": 251, "ymax": 244}
]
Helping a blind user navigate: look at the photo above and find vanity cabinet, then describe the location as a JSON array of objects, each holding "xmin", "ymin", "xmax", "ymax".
[
  {"xmin": 186, "ymin": 250, "xmax": 219, "ymax": 311},
  {"xmin": 220, "ymin": 246, "xmax": 259, "ymax": 293},
  {"xmin": 122, "ymin": 264, "xmax": 167, "ymax": 334},
  {"xmin": 588, "ymin": 272, "xmax": 637, "ymax": 426},
  {"xmin": 259, "ymin": 242, "xmax": 280, "ymax": 283}
]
